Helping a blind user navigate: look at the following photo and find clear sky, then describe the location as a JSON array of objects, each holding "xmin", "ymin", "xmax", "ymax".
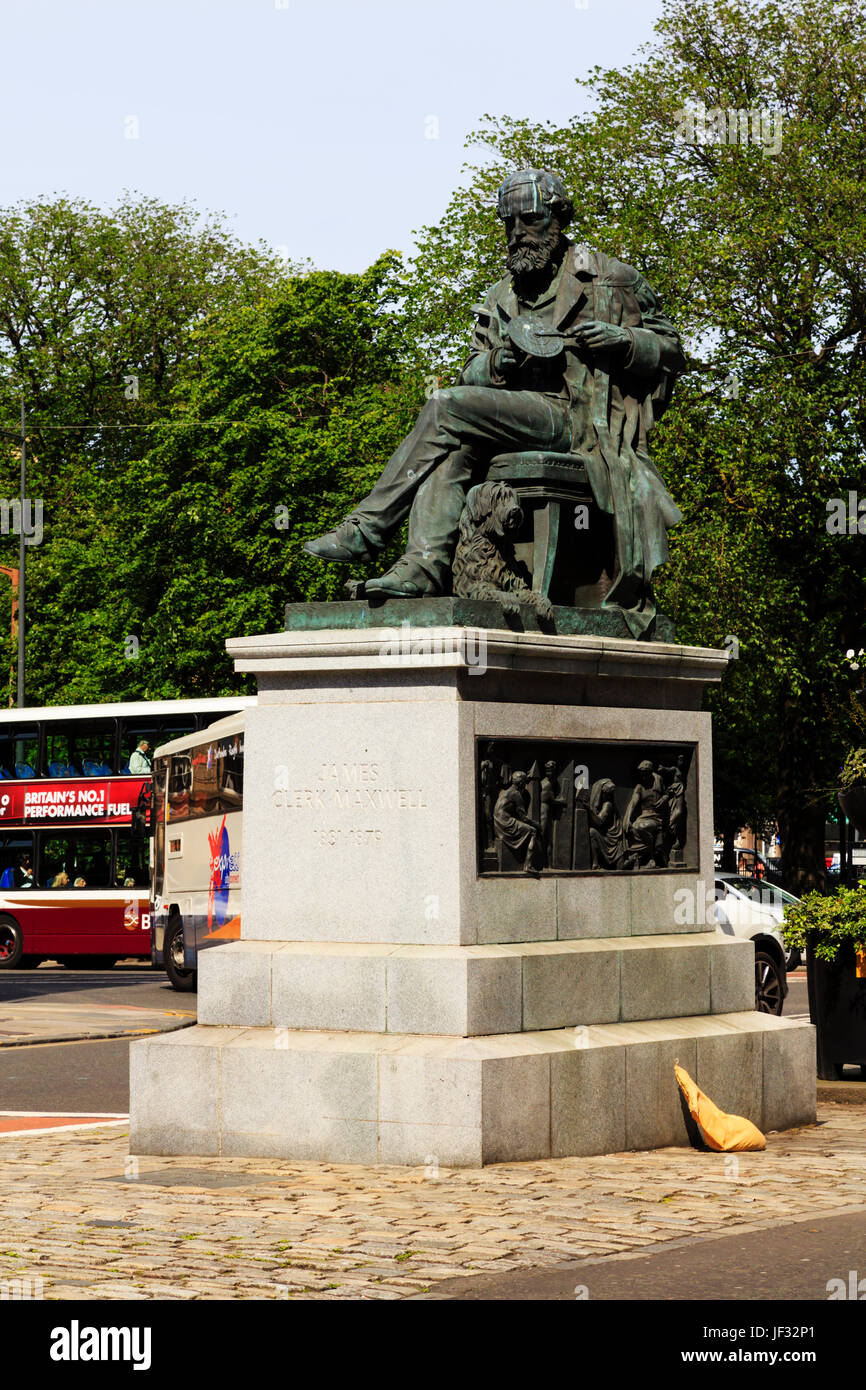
[{"xmin": 1, "ymin": 0, "xmax": 666, "ymax": 271}]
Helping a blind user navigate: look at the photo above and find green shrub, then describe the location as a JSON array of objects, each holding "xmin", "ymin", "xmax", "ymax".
[{"xmin": 783, "ymin": 885, "xmax": 866, "ymax": 964}]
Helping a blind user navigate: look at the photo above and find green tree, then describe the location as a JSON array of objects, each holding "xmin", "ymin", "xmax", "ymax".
[
  {"xmin": 0, "ymin": 194, "xmax": 292, "ymax": 702},
  {"xmin": 403, "ymin": 0, "xmax": 866, "ymax": 890},
  {"xmin": 0, "ymin": 193, "xmax": 286, "ymax": 418},
  {"xmin": 112, "ymin": 252, "xmax": 424, "ymax": 697},
  {"xmin": 2, "ymin": 248, "xmax": 423, "ymax": 702}
]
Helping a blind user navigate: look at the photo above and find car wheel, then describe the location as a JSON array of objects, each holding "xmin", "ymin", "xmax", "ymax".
[
  {"xmin": 165, "ymin": 919, "xmax": 196, "ymax": 993},
  {"xmin": 755, "ymin": 950, "xmax": 785, "ymax": 1015},
  {"xmin": 0, "ymin": 915, "xmax": 23, "ymax": 969}
]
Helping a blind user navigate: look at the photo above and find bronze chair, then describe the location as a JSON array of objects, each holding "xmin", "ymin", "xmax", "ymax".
[{"xmin": 484, "ymin": 451, "xmax": 616, "ymax": 607}]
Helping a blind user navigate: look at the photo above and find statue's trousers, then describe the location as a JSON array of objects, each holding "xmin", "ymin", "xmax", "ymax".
[{"xmin": 348, "ymin": 385, "xmax": 572, "ymax": 588}]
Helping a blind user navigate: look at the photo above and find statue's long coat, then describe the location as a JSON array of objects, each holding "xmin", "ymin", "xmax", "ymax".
[{"xmin": 460, "ymin": 244, "xmax": 685, "ymax": 636}]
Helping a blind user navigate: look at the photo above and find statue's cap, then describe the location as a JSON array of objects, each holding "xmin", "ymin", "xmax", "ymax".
[{"xmin": 496, "ymin": 169, "xmax": 573, "ymax": 226}]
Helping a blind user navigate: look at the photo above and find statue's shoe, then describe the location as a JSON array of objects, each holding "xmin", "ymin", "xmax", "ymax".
[
  {"xmin": 303, "ymin": 519, "xmax": 375, "ymax": 563},
  {"xmin": 365, "ymin": 558, "xmax": 438, "ymax": 598}
]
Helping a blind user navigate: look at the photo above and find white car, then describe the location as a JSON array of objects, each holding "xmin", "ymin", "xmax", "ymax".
[
  {"xmin": 722, "ymin": 875, "xmax": 803, "ymax": 972},
  {"xmin": 713, "ymin": 874, "xmax": 789, "ymax": 1015}
]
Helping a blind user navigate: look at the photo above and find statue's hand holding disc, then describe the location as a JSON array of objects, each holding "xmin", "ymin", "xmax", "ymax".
[
  {"xmin": 571, "ymin": 321, "xmax": 631, "ymax": 353},
  {"xmin": 493, "ymin": 341, "xmax": 522, "ymax": 377},
  {"xmin": 505, "ymin": 315, "xmax": 565, "ymax": 359}
]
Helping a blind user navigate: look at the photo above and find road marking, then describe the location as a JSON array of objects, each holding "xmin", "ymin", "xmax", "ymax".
[{"xmin": 0, "ymin": 1110, "xmax": 127, "ymax": 1136}]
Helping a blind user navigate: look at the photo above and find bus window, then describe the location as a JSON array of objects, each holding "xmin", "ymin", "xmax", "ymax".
[
  {"xmin": 0, "ymin": 722, "xmax": 39, "ymax": 780},
  {"xmin": 167, "ymin": 754, "xmax": 192, "ymax": 822},
  {"xmin": 220, "ymin": 735, "xmax": 244, "ymax": 814},
  {"xmin": 190, "ymin": 743, "xmax": 221, "ymax": 818},
  {"xmin": 75, "ymin": 721, "xmax": 116, "ymax": 776},
  {"xmin": 171, "ymin": 736, "xmax": 244, "ymax": 820},
  {"xmin": 159, "ymin": 718, "xmax": 198, "ymax": 742},
  {"xmin": 0, "ymin": 833, "xmax": 35, "ymax": 889},
  {"xmin": 44, "ymin": 729, "xmax": 76, "ymax": 778},
  {"xmin": 114, "ymin": 828, "xmax": 149, "ymax": 889},
  {"xmin": 153, "ymin": 759, "xmax": 167, "ymax": 898},
  {"xmin": 40, "ymin": 832, "xmax": 112, "ymax": 888},
  {"xmin": 45, "ymin": 720, "xmax": 116, "ymax": 778},
  {"xmin": 120, "ymin": 719, "xmax": 195, "ymax": 773}
]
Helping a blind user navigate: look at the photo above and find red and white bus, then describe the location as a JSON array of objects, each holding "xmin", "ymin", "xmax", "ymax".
[{"xmin": 0, "ymin": 697, "xmax": 255, "ymax": 969}]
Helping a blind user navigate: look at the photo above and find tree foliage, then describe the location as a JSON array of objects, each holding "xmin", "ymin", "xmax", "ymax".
[
  {"xmin": 0, "ymin": 200, "xmax": 422, "ymax": 702},
  {"xmin": 784, "ymin": 882, "xmax": 866, "ymax": 962},
  {"xmin": 111, "ymin": 254, "xmax": 423, "ymax": 697},
  {"xmin": 403, "ymin": 0, "xmax": 866, "ymax": 889}
]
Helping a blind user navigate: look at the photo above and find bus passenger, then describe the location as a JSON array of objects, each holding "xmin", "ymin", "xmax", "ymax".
[
  {"xmin": 128, "ymin": 740, "xmax": 152, "ymax": 775},
  {"xmin": 15, "ymin": 853, "xmax": 34, "ymax": 889},
  {"xmin": 1, "ymin": 853, "xmax": 32, "ymax": 889}
]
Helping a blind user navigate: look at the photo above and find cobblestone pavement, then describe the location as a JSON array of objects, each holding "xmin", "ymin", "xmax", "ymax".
[{"xmin": 1, "ymin": 1102, "xmax": 864, "ymax": 1301}]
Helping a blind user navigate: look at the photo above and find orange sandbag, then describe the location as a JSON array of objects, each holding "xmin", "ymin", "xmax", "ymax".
[{"xmin": 674, "ymin": 1062, "xmax": 766, "ymax": 1152}]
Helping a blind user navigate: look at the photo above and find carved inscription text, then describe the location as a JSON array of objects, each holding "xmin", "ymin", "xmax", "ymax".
[{"xmin": 272, "ymin": 760, "xmax": 427, "ymax": 847}]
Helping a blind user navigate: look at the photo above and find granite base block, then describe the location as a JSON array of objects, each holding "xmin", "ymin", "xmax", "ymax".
[
  {"xmin": 131, "ymin": 625, "xmax": 812, "ymax": 1167},
  {"xmin": 128, "ymin": 1014, "xmax": 816, "ymax": 1164},
  {"xmin": 198, "ymin": 934, "xmax": 757, "ymax": 1036}
]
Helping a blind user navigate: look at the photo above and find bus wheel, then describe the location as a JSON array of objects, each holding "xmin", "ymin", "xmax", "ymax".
[
  {"xmin": 0, "ymin": 915, "xmax": 23, "ymax": 969},
  {"xmin": 165, "ymin": 920, "xmax": 196, "ymax": 993}
]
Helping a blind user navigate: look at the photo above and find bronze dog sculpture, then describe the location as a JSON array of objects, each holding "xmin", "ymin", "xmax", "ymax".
[{"xmin": 452, "ymin": 482, "xmax": 553, "ymax": 618}]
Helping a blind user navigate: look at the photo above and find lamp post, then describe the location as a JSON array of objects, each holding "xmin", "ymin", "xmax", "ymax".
[
  {"xmin": 17, "ymin": 396, "xmax": 25, "ymax": 707},
  {"xmin": 0, "ymin": 397, "xmax": 26, "ymax": 705}
]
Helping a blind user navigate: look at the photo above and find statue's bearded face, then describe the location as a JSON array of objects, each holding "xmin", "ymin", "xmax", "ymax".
[{"xmin": 503, "ymin": 207, "xmax": 562, "ymax": 280}]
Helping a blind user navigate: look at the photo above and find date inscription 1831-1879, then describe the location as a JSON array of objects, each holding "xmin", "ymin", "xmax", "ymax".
[{"xmin": 478, "ymin": 740, "xmax": 697, "ymax": 876}]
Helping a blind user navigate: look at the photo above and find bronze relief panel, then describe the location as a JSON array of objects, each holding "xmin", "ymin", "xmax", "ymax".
[{"xmin": 477, "ymin": 739, "xmax": 698, "ymax": 876}]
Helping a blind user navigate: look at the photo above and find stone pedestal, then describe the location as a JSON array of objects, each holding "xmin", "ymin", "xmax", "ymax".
[{"xmin": 129, "ymin": 626, "xmax": 816, "ymax": 1163}]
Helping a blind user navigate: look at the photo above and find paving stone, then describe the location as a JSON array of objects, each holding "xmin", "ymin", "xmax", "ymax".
[{"xmin": 1, "ymin": 1105, "xmax": 860, "ymax": 1301}]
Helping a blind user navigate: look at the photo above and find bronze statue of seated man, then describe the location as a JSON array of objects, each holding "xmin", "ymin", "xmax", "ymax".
[{"xmin": 304, "ymin": 168, "xmax": 685, "ymax": 637}]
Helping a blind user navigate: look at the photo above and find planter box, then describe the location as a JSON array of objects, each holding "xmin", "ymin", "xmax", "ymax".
[{"xmin": 806, "ymin": 934, "xmax": 866, "ymax": 1079}]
